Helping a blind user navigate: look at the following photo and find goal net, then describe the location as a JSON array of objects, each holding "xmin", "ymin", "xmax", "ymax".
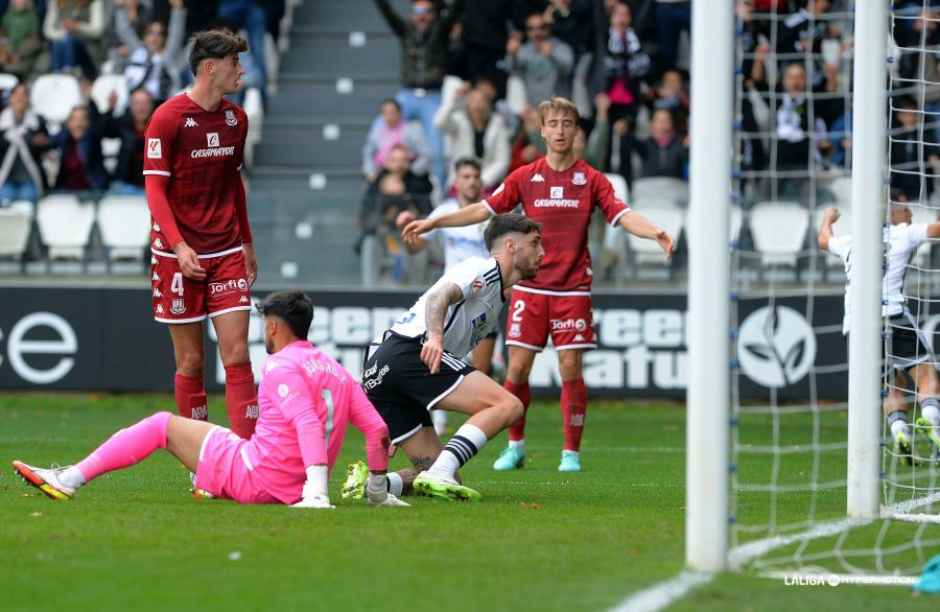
[{"xmin": 724, "ymin": 0, "xmax": 940, "ymax": 583}]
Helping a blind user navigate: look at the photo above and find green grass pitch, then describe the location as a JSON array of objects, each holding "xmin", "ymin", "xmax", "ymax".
[{"xmin": 1, "ymin": 393, "xmax": 938, "ymax": 611}]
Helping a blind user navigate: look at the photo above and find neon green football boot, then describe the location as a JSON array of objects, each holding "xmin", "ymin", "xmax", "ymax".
[
  {"xmin": 341, "ymin": 460, "xmax": 368, "ymax": 500},
  {"xmin": 413, "ymin": 471, "xmax": 481, "ymax": 502}
]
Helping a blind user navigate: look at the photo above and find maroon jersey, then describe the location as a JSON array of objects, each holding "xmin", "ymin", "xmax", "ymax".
[
  {"xmin": 143, "ymin": 93, "xmax": 249, "ymax": 254},
  {"xmin": 484, "ymin": 158, "xmax": 630, "ymax": 292}
]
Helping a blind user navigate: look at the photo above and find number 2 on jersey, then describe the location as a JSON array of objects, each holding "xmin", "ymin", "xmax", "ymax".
[
  {"xmin": 320, "ymin": 388, "xmax": 335, "ymax": 445},
  {"xmin": 171, "ymin": 272, "xmax": 184, "ymax": 296},
  {"xmin": 512, "ymin": 299, "xmax": 525, "ymax": 322}
]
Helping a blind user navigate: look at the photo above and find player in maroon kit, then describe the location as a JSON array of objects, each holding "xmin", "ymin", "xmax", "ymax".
[
  {"xmin": 404, "ymin": 97, "xmax": 673, "ymax": 472},
  {"xmin": 144, "ymin": 30, "xmax": 258, "ymax": 439}
]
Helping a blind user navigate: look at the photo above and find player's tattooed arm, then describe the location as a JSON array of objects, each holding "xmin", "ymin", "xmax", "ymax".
[{"xmin": 421, "ymin": 282, "xmax": 463, "ymax": 374}]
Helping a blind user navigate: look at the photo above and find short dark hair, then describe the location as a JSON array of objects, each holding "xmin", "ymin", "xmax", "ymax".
[
  {"xmin": 484, "ymin": 213, "xmax": 541, "ymax": 251},
  {"xmin": 453, "ymin": 157, "xmax": 481, "ymax": 173},
  {"xmin": 257, "ymin": 291, "xmax": 314, "ymax": 340},
  {"xmin": 189, "ymin": 29, "xmax": 248, "ymax": 76},
  {"xmin": 380, "ymin": 98, "xmax": 401, "ymax": 112}
]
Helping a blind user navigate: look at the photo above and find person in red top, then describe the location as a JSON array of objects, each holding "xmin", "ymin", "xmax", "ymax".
[
  {"xmin": 143, "ymin": 30, "xmax": 258, "ymax": 439},
  {"xmin": 404, "ymin": 97, "xmax": 673, "ymax": 472}
]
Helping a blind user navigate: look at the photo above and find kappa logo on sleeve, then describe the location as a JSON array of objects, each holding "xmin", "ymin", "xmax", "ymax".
[{"xmin": 147, "ymin": 138, "xmax": 162, "ymax": 159}]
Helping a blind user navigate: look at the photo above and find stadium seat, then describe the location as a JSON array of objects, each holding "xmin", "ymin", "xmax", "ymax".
[
  {"xmin": 631, "ymin": 177, "xmax": 689, "ymax": 207},
  {"xmin": 91, "ymin": 75, "xmax": 129, "ymax": 116},
  {"xmin": 97, "ymin": 195, "xmax": 150, "ymax": 260},
  {"xmin": 36, "ymin": 194, "xmax": 95, "ymax": 259},
  {"xmin": 0, "ymin": 205, "xmax": 32, "ymax": 258},
  {"xmin": 605, "ymin": 173, "xmax": 629, "ymax": 203},
  {"xmin": 824, "ymin": 176, "xmax": 852, "ymax": 208},
  {"xmin": 627, "ymin": 207, "xmax": 685, "ymax": 265},
  {"xmin": 31, "ymin": 74, "xmax": 81, "ymax": 125},
  {"xmin": 0, "ymin": 72, "xmax": 18, "ymax": 94},
  {"xmin": 749, "ymin": 201, "xmax": 809, "ymax": 267}
]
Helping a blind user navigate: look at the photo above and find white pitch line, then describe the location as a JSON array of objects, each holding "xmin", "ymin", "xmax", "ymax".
[
  {"xmin": 609, "ymin": 486, "xmax": 940, "ymax": 611},
  {"xmin": 608, "ymin": 571, "xmax": 714, "ymax": 612}
]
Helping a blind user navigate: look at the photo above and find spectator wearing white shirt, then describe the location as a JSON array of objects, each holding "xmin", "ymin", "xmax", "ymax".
[
  {"xmin": 114, "ymin": 0, "xmax": 187, "ymax": 104},
  {"xmin": 434, "ymin": 82, "xmax": 510, "ymax": 191}
]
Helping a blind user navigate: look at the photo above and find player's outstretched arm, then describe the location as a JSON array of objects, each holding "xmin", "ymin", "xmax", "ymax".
[
  {"xmin": 926, "ymin": 219, "xmax": 940, "ymax": 239},
  {"xmin": 421, "ymin": 282, "xmax": 465, "ymax": 374},
  {"xmin": 402, "ymin": 202, "xmax": 492, "ymax": 245},
  {"xmin": 817, "ymin": 207, "xmax": 840, "ymax": 252},
  {"xmin": 618, "ymin": 210, "xmax": 674, "ymax": 258}
]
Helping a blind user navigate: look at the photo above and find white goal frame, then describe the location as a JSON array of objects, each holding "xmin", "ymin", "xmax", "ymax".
[{"xmin": 685, "ymin": 0, "xmax": 890, "ymax": 571}]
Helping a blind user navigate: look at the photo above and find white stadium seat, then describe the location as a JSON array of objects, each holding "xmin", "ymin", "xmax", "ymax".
[
  {"xmin": 602, "ymin": 173, "xmax": 629, "ymax": 252},
  {"xmin": 0, "ymin": 72, "xmax": 19, "ymax": 93},
  {"xmin": 824, "ymin": 176, "xmax": 852, "ymax": 208},
  {"xmin": 631, "ymin": 177, "xmax": 689, "ymax": 206},
  {"xmin": 97, "ymin": 195, "xmax": 151, "ymax": 260},
  {"xmin": 628, "ymin": 206, "xmax": 685, "ymax": 265},
  {"xmin": 749, "ymin": 201, "xmax": 809, "ymax": 267},
  {"xmin": 91, "ymin": 74, "xmax": 129, "ymax": 116},
  {"xmin": 36, "ymin": 194, "xmax": 95, "ymax": 259},
  {"xmin": 0, "ymin": 206, "xmax": 32, "ymax": 258},
  {"xmin": 31, "ymin": 74, "xmax": 81, "ymax": 124}
]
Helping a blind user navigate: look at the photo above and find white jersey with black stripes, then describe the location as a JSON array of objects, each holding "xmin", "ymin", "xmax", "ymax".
[{"xmin": 390, "ymin": 256, "xmax": 504, "ymax": 359}]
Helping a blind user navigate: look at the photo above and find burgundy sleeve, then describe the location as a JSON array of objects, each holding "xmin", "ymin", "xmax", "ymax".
[
  {"xmin": 145, "ymin": 175, "xmax": 184, "ymax": 249},
  {"xmin": 593, "ymin": 169, "xmax": 631, "ymax": 227},
  {"xmin": 483, "ymin": 169, "xmax": 522, "ymax": 215}
]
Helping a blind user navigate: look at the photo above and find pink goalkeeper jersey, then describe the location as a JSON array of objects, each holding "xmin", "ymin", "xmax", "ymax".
[{"xmin": 242, "ymin": 340, "xmax": 389, "ymax": 504}]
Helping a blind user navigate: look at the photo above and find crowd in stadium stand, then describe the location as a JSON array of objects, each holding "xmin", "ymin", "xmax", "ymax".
[
  {"xmin": 354, "ymin": 0, "xmax": 940, "ymax": 282},
  {"xmin": 0, "ymin": 0, "xmax": 283, "ymax": 207}
]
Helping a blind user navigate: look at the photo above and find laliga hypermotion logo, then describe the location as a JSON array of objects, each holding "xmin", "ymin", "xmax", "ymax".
[{"xmin": 737, "ymin": 305, "xmax": 816, "ymax": 388}]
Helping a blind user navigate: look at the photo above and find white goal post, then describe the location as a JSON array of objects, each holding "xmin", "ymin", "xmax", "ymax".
[
  {"xmin": 685, "ymin": 0, "xmax": 898, "ymax": 571},
  {"xmin": 685, "ymin": 0, "xmax": 733, "ymax": 572},
  {"xmin": 846, "ymin": 0, "xmax": 887, "ymax": 521}
]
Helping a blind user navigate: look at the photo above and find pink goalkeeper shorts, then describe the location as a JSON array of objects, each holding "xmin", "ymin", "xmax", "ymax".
[{"xmin": 195, "ymin": 426, "xmax": 279, "ymax": 504}]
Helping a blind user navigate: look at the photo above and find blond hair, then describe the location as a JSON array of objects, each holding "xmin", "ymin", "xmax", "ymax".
[{"xmin": 537, "ymin": 97, "xmax": 580, "ymax": 126}]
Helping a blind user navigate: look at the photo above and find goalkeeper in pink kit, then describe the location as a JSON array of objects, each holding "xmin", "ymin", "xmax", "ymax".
[{"xmin": 12, "ymin": 291, "xmax": 407, "ymax": 508}]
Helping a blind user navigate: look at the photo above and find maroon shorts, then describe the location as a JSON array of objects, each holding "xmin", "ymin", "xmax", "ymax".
[
  {"xmin": 151, "ymin": 246, "xmax": 252, "ymax": 324},
  {"xmin": 504, "ymin": 287, "xmax": 596, "ymax": 352}
]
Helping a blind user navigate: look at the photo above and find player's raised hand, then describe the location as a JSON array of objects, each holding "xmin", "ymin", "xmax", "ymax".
[
  {"xmin": 421, "ymin": 334, "xmax": 445, "ymax": 374},
  {"xmin": 656, "ymin": 230, "xmax": 675, "ymax": 260},
  {"xmin": 402, "ymin": 218, "xmax": 434, "ymax": 245},
  {"xmin": 174, "ymin": 242, "xmax": 206, "ymax": 281},
  {"xmin": 822, "ymin": 207, "xmax": 840, "ymax": 223},
  {"xmin": 243, "ymin": 243, "xmax": 258, "ymax": 286}
]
